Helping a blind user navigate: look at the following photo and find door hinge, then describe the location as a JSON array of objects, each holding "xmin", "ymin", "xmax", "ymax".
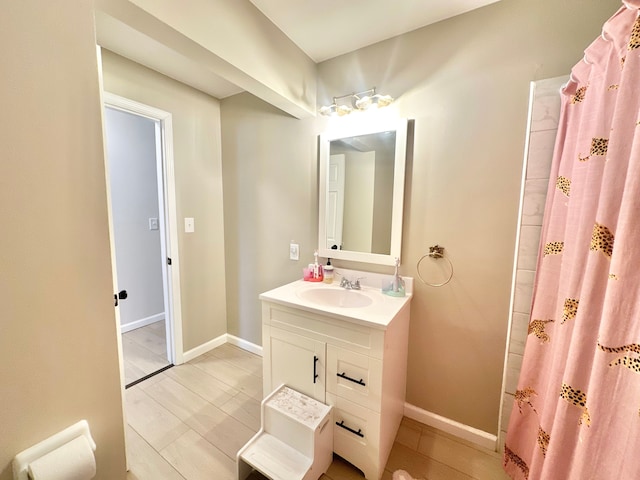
[{"xmin": 167, "ymin": 257, "xmax": 172, "ymax": 265}]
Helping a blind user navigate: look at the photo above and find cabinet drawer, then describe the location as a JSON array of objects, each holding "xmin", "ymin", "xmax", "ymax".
[
  {"xmin": 326, "ymin": 393, "xmax": 380, "ymax": 479},
  {"xmin": 264, "ymin": 303, "xmax": 385, "ymax": 357},
  {"xmin": 327, "ymin": 345, "xmax": 382, "ymax": 412}
]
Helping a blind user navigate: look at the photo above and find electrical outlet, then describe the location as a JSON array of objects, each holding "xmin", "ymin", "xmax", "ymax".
[{"xmin": 289, "ymin": 243, "xmax": 299, "ymax": 261}]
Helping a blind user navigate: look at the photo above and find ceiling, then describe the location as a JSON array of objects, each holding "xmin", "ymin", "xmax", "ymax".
[
  {"xmin": 97, "ymin": 0, "xmax": 501, "ymax": 103},
  {"xmin": 249, "ymin": 0, "xmax": 502, "ymax": 62}
]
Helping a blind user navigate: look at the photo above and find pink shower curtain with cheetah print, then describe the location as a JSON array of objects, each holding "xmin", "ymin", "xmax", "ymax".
[{"xmin": 504, "ymin": 3, "xmax": 640, "ymax": 480}]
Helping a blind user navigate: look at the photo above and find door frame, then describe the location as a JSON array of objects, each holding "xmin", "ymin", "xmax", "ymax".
[{"xmin": 103, "ymin": 91, "xmax": 184, "ymax": 366}]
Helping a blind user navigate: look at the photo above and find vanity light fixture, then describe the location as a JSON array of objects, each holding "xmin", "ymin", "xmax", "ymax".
[{"xmin": 319, "ymin": 87, "xmax": 393, "ymax": 116}]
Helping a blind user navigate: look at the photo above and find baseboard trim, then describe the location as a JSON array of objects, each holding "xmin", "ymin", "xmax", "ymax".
[
  {"xmin": 182, "ymin": 334, "xmax": 227, "ymax": 363},
  {"xmin": 404, "ymin": 403, "xmax": 497, "ymax": 451},
  {"xmin": 120, "ymin": 313, "xmax": 164, "ymax": 334},
  {"xmin": 181, "ymin": 334, "xmax": 263, "ymax": 363},
  {"xmin": 227, "ymin": 334, "xmax": 263, "ymax": 356}
]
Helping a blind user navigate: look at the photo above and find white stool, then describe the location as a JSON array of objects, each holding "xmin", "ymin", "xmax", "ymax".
[{"xmin": 237, "ymin": 385, "xmax": 333, "ymax": 480}]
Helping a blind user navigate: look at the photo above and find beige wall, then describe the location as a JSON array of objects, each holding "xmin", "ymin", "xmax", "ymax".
[
  {"xmin": 101, "ymin": 50, "xmax": 227, "ymax": 352},
  {"xmin": 222, "ymin": 0, "xmax": 619, "ymax": 434},
  {"xmin": 221, "ymin": 94, "xmax": 320, "ymax": 343},
  {"xmin": 4, "ymin": 1, "xmax": 619, "ymax": 476},
  {"xmin": 0, "ymin": 1, "xmax": 126, "ymax": 478}
]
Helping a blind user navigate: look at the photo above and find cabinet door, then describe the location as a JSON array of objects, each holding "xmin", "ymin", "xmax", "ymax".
[{"xmin": 267, "ymin": 327, "xmax": 326, "ymax": 402}]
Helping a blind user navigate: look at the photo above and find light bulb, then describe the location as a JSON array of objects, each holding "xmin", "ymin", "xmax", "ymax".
[
  {"xmin": 355, "ymin": 95, "xmax": 372, "ymax": 110},
  {"xmin": 319, "ymin": 104, "xmax": 337, "ymax": 116},
  {"xmin": 373, "ymin": 94, "xmax": 393, "ymax": 107},
  {"xmin": 336, "ymin": 104, "xmax": 352, "ymax": 116}
]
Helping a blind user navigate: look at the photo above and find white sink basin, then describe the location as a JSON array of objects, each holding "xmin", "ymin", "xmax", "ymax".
[{"xmin": 297, "ymin": 287, "xmax": 374, "ymax": 308}]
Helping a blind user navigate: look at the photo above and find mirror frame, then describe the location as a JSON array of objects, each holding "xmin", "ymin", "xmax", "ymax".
[{"xmin": 318, "ymin": 118, "xmax": 408, "ymax": 266}]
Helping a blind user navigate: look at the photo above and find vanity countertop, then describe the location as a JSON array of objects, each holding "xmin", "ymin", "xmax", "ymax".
[{"xmin": 259, "ymin": 276, "xmax": 412, "ymax": 330}]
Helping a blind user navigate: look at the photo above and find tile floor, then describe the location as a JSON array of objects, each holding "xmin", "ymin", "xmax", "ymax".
[
  {"xmin": 125, "ymin": 342, "xmax": 508, "ymax": 480},
  {"xmin": 122, "ymin": 321, "xmax": 170, "ymax": 385}
]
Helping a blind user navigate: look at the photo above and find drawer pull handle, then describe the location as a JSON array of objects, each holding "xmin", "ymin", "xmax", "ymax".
[
  {"xmin": 313, "ymin": 356, "xmax": 319, "ymax": 384},
  {"xmin": 337, "ymin": 372, "xmax": 366, "ymax": 386},
  {"xmin": 336, "ymin": 420, "xmax": 364, "ymax": 438}
]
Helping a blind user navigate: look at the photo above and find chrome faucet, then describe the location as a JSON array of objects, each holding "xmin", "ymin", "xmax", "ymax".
[{"xmin": 340, "ymin": 277, "xmax": 362, "ymax": 290}]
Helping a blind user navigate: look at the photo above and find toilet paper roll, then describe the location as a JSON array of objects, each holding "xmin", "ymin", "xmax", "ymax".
[{"xmin": 27, "ymin": 435, "xmax": 96, "ymax": 480}]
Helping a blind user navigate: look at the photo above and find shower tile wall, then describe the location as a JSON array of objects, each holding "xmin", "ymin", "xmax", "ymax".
[{"xmin": 498, "ymin": 76, "xmax": 567, "ymax": 452}]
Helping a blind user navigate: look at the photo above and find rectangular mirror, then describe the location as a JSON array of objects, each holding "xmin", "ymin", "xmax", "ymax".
[{"xmin": 318, "ymin": 118, "xmax": 408, "ymax": 266}]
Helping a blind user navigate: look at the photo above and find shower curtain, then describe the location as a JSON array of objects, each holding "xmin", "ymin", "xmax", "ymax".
[{"xmin": 504, "ymin": 3, "xmax": 640, "ymax": 479}]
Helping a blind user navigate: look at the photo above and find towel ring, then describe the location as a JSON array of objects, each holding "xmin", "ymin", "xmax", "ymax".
[{"xmin": 417, "ymin": 245, "xmax": 454, "ymax": 287}]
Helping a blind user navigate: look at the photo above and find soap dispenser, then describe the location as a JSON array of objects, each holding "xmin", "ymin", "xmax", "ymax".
[
  {"xmin": 382, "ymin": 257, "xmax": 405, "ymax": 296},
  {"xmin": 323, "ymin": 258, "xmax": 334, "ymax": 284}
]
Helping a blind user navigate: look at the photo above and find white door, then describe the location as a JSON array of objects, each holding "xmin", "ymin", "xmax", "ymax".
[{"xmin": 326, "ymin": 154, "xmax": 345, "ymax": 250}]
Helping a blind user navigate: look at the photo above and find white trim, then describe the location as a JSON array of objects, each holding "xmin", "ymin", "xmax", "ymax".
[
  {"xmin": 318, "ymin": 117, "xmax": 408, "ymax": 266},
  {"xmin": 104, "ymin": 92, "xmax": 169, "ymax": 122},
  {"xmin": 497, "ymin": 76, "xmax": 568, "ymax": 438},
  {"xmin": 103, "ymin": 92, "xmax": 184, "ymax": 366},
  {"xmin": 497, "ymin": 81, "xmax": 536, "ymax": 438},
  {"xmin": 183, "ymin": 334, "xmax": 228, "ymax": 363},
  {"xmin": 182, "ymin": 334, "xmax": 264, "ymax": 363},
  {"xmin": 120, "ymin": 313, "xmax": 165, "ymax": 334},
  {"xmin": 153, "ymin": 119, "xmax": 172, "ymax": 364},
  {"xmin": 404, "ymin": 403, "xmax": 497, "ymax": 451},
  {"xmin": 227, "ymin": 334, "xmax": 263, "ymax": 356},
  {"xmin": 160, "ymin": 113, "xmax": 184, "ymax": 365}
]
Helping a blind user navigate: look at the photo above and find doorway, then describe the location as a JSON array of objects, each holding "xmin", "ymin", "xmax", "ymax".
[{"xmin": 103, "ymin": 93, "xmax": 183, "ymax": 387}]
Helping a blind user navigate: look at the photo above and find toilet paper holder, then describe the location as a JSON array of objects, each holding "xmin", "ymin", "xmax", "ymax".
[{"xmin": 12, "ymin": 420, "xmax": 96, "ymax": 480}]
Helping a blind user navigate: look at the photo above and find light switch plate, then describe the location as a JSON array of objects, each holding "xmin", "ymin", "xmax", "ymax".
[
  {"xmin": 149, "ymin": 217, "xmax": 159, "ymax": 230},
  {"xmin": 184, "ymin": 217, "xmax": 195, "ymax": 233},
  {"xmin": 289, "ymin": 243, "xmax": 299, "ymax": 261}
]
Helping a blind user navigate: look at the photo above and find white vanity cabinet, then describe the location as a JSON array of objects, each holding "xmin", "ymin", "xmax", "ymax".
[{"xmin": 261, "ymin": 279, "xmax": 411, "ymax": 480}]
